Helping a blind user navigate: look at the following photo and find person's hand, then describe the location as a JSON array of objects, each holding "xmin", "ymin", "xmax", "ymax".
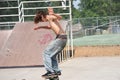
[
  {"xmin": 34, "ymin": 27, "xmax": 38, "ymax": 30},
  {"xmin": 48, "ymin": 7, "xmax": 54, "ymax": 15}
]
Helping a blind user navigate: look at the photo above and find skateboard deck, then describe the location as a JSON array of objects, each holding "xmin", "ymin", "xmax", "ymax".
[{"xmin": 43, "ymin": 75, "xmax": 59, "ymax": 80}]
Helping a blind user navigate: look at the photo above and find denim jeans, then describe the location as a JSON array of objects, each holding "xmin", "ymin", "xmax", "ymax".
[{"xmin": 43, "ymin": 35, "xmax": 67, "ymax": 72}]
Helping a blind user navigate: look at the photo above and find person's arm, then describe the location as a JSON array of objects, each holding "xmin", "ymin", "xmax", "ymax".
[
  {"xmin": 48, "ymin": 8, "xmax": 62, "ymax": 20},
  {"xmin": 48, "ymin": 7, "xmax": 54, "ymax": 15},
  {"xmin": 52, "ymin": 13, "xmax": 62, "ymax": 20},
  {"xmin": 34, "ymin": 25, "xmax": 51, "ymax": 30}
]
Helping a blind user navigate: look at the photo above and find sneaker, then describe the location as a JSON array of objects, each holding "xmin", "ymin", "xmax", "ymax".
[
  {"xmin": 55, "ymin": 71, "xmax": 61, "ymax": 76},
  {"xmin": 42, "ymin": 71, "xmax": 56, "ymax": 78}
]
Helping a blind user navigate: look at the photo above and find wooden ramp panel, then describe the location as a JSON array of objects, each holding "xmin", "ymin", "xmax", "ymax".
[
  {"xmin": 0, "ymin": 30, "xmax": 12, "ymax": 50},
  {"xmin": 0, "ymin": 21, "xmax": 68, "ymax": 67}
]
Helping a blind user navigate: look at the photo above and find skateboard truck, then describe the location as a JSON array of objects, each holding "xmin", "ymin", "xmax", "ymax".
[{"xmin": 43, "ymin": 75, "xmax": 59, "ymax": 80}]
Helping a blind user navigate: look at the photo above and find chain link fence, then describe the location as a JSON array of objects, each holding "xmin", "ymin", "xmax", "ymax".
[{"xmin": 72, "ymin": 16, "xmax": 120, "ymax": 39}]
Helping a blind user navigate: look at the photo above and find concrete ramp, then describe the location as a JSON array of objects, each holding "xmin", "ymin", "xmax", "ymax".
[{"xmin": 0, "ymin": 21, "xmax": 68, "ymax": 67}]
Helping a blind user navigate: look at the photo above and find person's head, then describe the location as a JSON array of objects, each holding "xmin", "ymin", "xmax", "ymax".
[{"xmin": 34, "ymin": 10, "xmax": 48, "ymax": 24}]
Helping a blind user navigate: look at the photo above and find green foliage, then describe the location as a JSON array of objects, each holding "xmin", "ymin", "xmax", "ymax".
[
  {"xmin": 78, "ymin": 0, "xmax": 120, "ymax": 18},
  {"xmin": 71, "ymin": 0, "xmax": 120, "ymax": 30},
  {"xmin": 72, "ymin": 7, "xmax": 81, "ymax": 18}
]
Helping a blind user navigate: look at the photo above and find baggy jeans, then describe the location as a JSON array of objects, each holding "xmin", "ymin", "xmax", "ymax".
[{"xmin": 43, "ymin": 35, "xmax": 67, "ymax": 72}]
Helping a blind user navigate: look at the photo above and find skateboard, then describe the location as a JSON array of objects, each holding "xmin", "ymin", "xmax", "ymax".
[{"xmin": 43, "ymin": 75, "xmax": 59, "ymax": 80}]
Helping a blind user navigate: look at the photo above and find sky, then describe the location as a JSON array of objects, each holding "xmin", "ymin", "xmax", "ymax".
[{"xmin": 73, "ymin": 0, "xmax": 80, "ymax": 9}]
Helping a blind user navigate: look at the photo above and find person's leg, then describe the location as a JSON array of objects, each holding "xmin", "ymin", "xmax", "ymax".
[
  {"xmin": 42, "ymin": 38, "xmax": 67, "ymax": 77},
  {"xmin": 52, "ymin": 54, "xmax": 60, "ymax": 71},
  {"xmin": 52, "ymin": 54, "xmax": 61, "ymax": 75},
  {"xmin": 42, "ymin": 41, "xmax": 57, "ymax": 77},
  {"xmin": 43, "ymin": 41, "xmax": 56, "ymax": 73},
  {"xmin": 43, "ymin": 51, "xmax": 53, "ymax": 72},
  {"xmin": 50, "ymin": 39, "xmax": 67, "ymax": 74}
]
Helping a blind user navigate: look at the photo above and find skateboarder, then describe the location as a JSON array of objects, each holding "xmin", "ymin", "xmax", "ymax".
[{"xmin": 34, "ymin": 8, "xmax": 67, "ymax": 78}]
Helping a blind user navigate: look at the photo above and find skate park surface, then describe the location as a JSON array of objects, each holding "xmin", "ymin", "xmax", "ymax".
[
  {"xmin": 0, "ymin": 56, "xmax": 120, "ymax": 80},
  {"xmin": 0, "ymin": 22, "xmax": 120, "ymax": 80}
]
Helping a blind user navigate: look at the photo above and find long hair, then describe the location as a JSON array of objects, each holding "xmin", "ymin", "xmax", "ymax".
[{"xmin": 34, "ymin": 10, "xmax": 47, "ymax": 24}]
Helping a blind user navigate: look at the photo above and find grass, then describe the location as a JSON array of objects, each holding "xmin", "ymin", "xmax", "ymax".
[{"xmin": 73, "ymin": 34, "xmax": 120, "ymax": 46}]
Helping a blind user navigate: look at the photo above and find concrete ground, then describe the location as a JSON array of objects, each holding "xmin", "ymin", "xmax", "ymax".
[{"xmin": 0, "ymin": 57, "xmax": 120, "ymax": 80}]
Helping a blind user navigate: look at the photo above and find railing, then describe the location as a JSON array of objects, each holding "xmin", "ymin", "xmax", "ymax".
[
  {"xmin": 0, "ymin": 0, "xmax": 72, "ymax": 29},
  {"xmin": 0, "ymin": 0, "xmax": 19, "ymax": 29},
  {"xmin": 19, "ymin": 0, "xmax": 72, "ymax": 22}
]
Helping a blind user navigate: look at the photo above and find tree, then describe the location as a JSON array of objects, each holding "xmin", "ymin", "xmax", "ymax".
[{"xmin": 78, "ymin": 0, "xmax": 120, "ymax": 17}]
